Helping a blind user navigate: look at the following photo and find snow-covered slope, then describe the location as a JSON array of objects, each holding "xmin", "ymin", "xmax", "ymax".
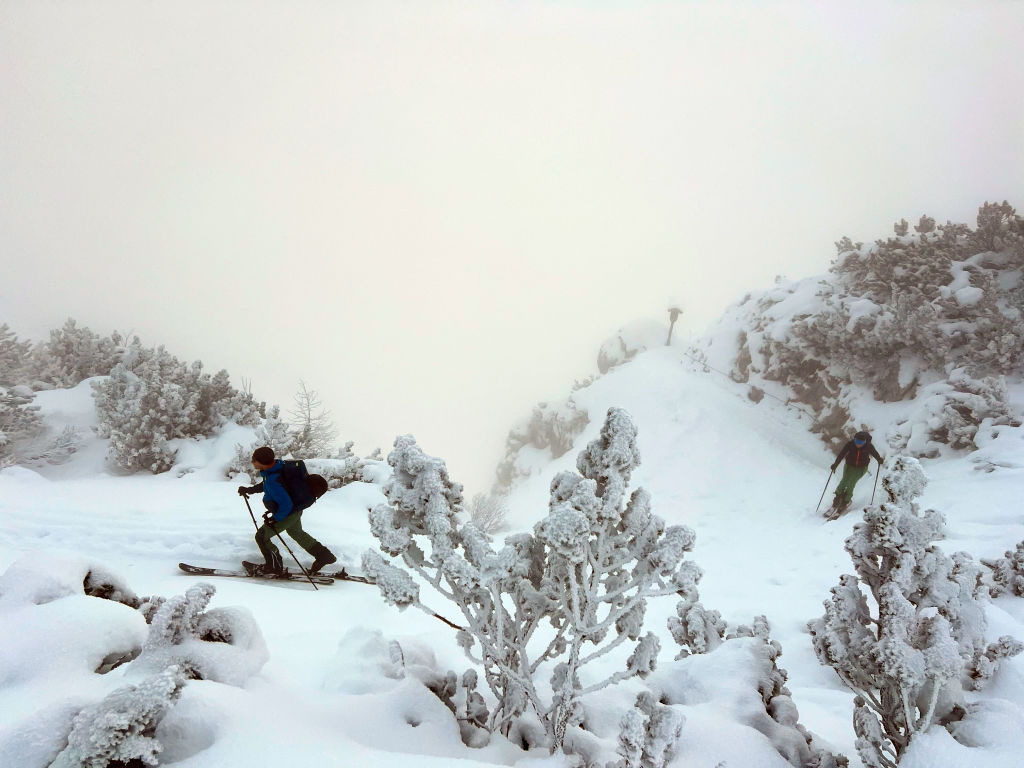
[
  {"xmin": 500, "ymin": 344, "xmax": 1024, "ymax": 766},
  {"xmin": 2, "ymin": 343, "xmax": 1024, "ymax": 767}
]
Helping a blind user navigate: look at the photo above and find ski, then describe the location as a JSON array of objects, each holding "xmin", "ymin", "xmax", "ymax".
[
  {"xmin": 178, "ymin": 562, "xmax": 335, "ymax": 585},
  {"xmin": 322, "ymin": 567, "xmax": 375, "ymax": 585}
]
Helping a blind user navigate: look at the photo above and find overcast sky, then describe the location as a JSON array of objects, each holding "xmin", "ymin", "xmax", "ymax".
[{"xmin": 2, "ymin": 1, "xmax": 1022, "ymax": 489}]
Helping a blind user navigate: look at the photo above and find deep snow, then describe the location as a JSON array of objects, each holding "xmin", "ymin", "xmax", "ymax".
[{"xmin": 2, "ymin": 350, "xmax": 1023, "ymax": 767}]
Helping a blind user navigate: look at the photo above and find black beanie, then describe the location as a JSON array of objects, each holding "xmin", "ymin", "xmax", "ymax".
[{"xmin": 252, "ymin": 446, "xmax": 275, "ymax": 465}]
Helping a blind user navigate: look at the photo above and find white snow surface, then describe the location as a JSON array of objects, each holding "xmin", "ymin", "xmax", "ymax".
[{"xmin": 2, "ymin": 350, "xmax": 1024, "ymax": 767}]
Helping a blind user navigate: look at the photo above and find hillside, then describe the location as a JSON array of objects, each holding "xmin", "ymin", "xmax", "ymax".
[{"xmin": 2, "ymin": 336, "xmax": 1023, "ymax": 766}]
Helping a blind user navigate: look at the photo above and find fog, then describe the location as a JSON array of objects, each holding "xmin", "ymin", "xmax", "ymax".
[{"xmin": 2, "ymin": 1, "xmax": 1022, "ymax": 488}]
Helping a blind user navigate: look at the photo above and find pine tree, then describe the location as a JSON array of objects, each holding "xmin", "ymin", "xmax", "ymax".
[
  {"xmin": 0, "ymin": 385, "xmax": 43, "ymax": 467},
  {"xmin": 0, "ymin": 324, "xmax": 32, "ymax": 386}
]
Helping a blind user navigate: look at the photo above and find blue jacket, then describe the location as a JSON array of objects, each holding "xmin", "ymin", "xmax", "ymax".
[{"xmin": 255, "ymin": 461, "xmax": 294, "ymax": 522}]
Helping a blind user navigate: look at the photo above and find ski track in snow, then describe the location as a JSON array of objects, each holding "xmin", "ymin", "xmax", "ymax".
[{"xmin": 2, "ymin": 347, "xmax": 1024, "ymax": 767}]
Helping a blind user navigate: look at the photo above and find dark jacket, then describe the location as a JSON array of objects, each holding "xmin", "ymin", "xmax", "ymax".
[
  {"xmin": 834, "ymin": 439, "xmax": 883, "ymax": 469},
  {"xmin": 250, "ymin": 461, "xmax": 294, "ymax": 522}
]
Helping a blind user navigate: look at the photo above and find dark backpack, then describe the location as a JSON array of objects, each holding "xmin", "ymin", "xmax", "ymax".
[{"xmin": 279, "ymin": 459, "xmax": 328, "ymax": 511}]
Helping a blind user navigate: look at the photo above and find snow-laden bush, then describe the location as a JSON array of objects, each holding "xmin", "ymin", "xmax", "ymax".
[
  {"xmin": 897, "ymin": 371, "xmax": 1019, "ymax": 457},
  {"xmin": 982, "ymin": 541, "xmax": 1024, "ymax": 598},
  {"xmin": 667, "ymin": 568, "xmax": 726, "ymax": 658},
  {"xmin": 609, "ymin": 691, "xmax": 684, "ymax": 768},
  {"xmin": 136, "ymin": 583, "xmax": 268, "ymax": 686},
  {"xmin": 94, "ymin": 346, "xmax": 260, "ymax": 473},
  {"xmin": 424, "ymin": 668, "xmax": 491, "ymax": 746},
  {"xmin": 0, "ymin": 384, "xmax": 43, "ymax": 467},
  {"xmin": 35, "ymin": 318, "xmax": 130, "ymax": 388},
  {"xmin": 808, "ymin": 457, "xmax": 1022, "ymax": 766},
  {"xmin": 729, "ymin": 616, "xmax": 849, "ymax": 768},
  {"xmin": 698, "ymin": 203, "xmax": 1024, "ymax": 453},
  {"xmin": 365, "ymin": 408, "xmax": 696, "ymax": 753},
  {"xmin": 495, "ymin": 397, "xmax": 590, "ymax": 489},
  {"xmin": 597, "ymin": 319, "xmax": 667, "ymax": 374},
  {"xmin": 0, "ymin": 323, "xmax": 33, "ymax": 386},
  {"xmin": 49, "ymin": 665, "xmax": 187, "ymax": 768}
]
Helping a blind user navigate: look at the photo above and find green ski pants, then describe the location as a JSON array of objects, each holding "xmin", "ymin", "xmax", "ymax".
[
  {"xmin": 255, "ymin": 510, "xmax": 321, "ymax": 564},
  {"xmin": 834, "ymin": 464, "xmax": 868, "ymax": 507}
]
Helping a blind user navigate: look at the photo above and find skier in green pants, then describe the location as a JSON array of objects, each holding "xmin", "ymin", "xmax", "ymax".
[
  {"xmin": 830, "ymin": 431, "xmax": 884, "ymax": 514},
  {"xmin": 237, "ymin": 446, "xmax": 336, "ymax": 576}
]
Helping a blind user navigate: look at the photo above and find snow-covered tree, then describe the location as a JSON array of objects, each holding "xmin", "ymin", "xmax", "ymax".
[
  {"xmin": 39, "ymin": 318, "xmax": 130, "ymax": 387},
  {"xmin": 93, "ymin": 351, "xmax": 183, "ymax": 473},
  {"xmin": 0, "ymin": 384, "xmax": 43, "ymax": 467},
  {"xmin": 365, "ymin": 408, "xmax": 696, "ymax": 753},
  {"xmin": 94, "ymin": 346, "xmax": 260, "ymax": 474},
  {"xmin": 495, "ymin": 397, "xmax": 590, "ymax": 489},
  {"xmin": 808, "ymin": 457, "xmax": 1022, "ymax": 767},
  {"xmin": 0, "ymin": 323, "xmax": 32, "ymax": 386},
  {"xmin": 50, "ymin": 665, "xmax": 187, "ymax": 768}
]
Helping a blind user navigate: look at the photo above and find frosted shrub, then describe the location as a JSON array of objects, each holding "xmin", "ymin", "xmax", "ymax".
[
  {"xmin": 702, "ymin": 203, "xmax": 1024, "ymax": 454},
  {"xmin": 0, "ymin": 323, "xmax": 32, "ymax": 386},
  {"xmin": 495, "ymin": 397, "xmax": 590, "ymax": 488},
  {"xmin": 808, "ymin": 458, "xmax": 1021, "ymax": 766},
  {"xmin": 425, "ymin": 668, "xmax": 491, "ymax": 745},
  {"xmin": 608, "ymin": 691, "xmax": 684, "ymax": 768},
  {"xmin": 982, "ymin": 541, "xmax": 1024, "ymax": 598},
  {"xmin": 138, "ymin": 583, "xmax": 268, "ymax": 686},
  {"xmin": 365, "ymin": 408, "xmax": 695, "ymax": 753},
  {"xmin": 95, "ymin": 347, "xmax": 260, "ymax": 474},
  {"xmin": 730, "ymin": 617, "xmax": 849, "ymax": 768},
  {"xmin": 227, "ymin": 405, "xmax": 295, "ymax": 479},
  {"xmin": 93, "ymin": 358, "xmax": 181, "ymax": 473},
  {"xmin": 0, "ymin": 384, "xmax": 42, "ymax": 466},
  {"xmin": 26, "ymin": 425, "xmax": 83, "ymax": 466},
  {"xmin": 305, "ymin": 442, "xmax": 364, "ymax": 488},
  {"xmin": 668, "ymin": 593, "xmax": 726, "ymax": 657},
  {"xmin": 41, "ymin": 318, "xmax": 128, "ymax": 387},
  {"xmin": 50, "ymin": 665, "xmax": 186, "ymax": 768}
]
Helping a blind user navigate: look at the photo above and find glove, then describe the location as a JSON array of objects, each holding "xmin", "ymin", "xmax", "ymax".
[
  {"xmin": 237, "ymin": 486, "xmax": 250, "ymax": 496},
  {"xmin": 262, "ymin": 510, "xmax": 276, "ymax": 525},
  {"xmin": 830, "ymin": 462, "xmax": 839, "ymax": 472}
]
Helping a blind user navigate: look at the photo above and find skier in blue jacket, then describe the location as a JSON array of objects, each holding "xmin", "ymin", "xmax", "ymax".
[{"xmin": 238, "ymin": 446, "xmax": 336, "ymax": 576}]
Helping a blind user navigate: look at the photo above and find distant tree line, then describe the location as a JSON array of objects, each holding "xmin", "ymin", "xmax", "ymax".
[{"xmin": 0, "ymin": 318, "xmax": 346, "ymax": 474}]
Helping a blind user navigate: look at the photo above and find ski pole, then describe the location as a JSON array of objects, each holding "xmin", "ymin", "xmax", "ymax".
[
  {"xmin": 815, "ymin": 468, "xmax": 835, "ymax": 514},
  {"xmin": 242, "ymin": 495, "xmax": 318, "ymax": 591},
  {"xmin": 870, "ymin": 463, "xmax": 881, "ymax": 505}
]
